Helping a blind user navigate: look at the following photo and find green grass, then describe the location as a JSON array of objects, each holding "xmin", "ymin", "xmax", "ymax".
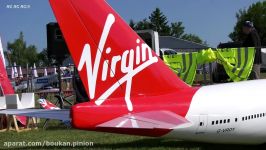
[
  {"xmin": 0, "ymin": 129, "xmax": 264, "ymax": 150},
  {"xmin": 0, "ymin": 121, "xmax": 266, "ymax": 150}
]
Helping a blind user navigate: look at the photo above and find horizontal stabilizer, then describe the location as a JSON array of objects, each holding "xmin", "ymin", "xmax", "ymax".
[
  {"xmin": 97, "ymin": 111, "xmax": 188, "ymax": 129},
  {"xmin": 0, "ymin": 109, "xmax": 70, "ymax": 121}
]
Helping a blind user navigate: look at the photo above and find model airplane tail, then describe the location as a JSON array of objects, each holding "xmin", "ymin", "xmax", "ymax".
[
  {"xmin": 0, "ymin": 36, "xmax": 27, "ymax": 125},
  {"xmin": 0, "ymin": 37, "xmax": 5, "ymax": 68},
  {"xmin": 50, "ymin": 0, "xmax": 190, "ymax": 106},
  {"xmin": 50, "ymin": 0, "xmax": 197, "ymax": 136},
  {"xmin": 0, "ymin": 36, "xmax": 14, "ymax": 95},
  {"xmin": 38, "ymin": 98, "xmax": 60, "ymax": 110}
]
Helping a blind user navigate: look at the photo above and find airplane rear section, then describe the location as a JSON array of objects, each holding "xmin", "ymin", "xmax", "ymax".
[
  {"xmin": 48, "ymin": 0, "xmax": 266, "ymax": 145},
  {"xmin": 71, "ymin": 88, "xmax": 198, "ymax": 136},
  {"xmin": 49, "ymin": 0, "xmax": 198, "ymax": 136}
]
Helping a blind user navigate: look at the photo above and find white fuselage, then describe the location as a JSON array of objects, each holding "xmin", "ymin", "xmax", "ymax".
[{"xmin": 164, "ymin": 80, "xmax": 266, "ymax": 144}]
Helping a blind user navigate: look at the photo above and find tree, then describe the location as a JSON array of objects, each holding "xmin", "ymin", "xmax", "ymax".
[
  {"xmin": 134, "ymin": 18, "xmax": 152, "ymax": 30},
  {"xmin": 170, "ymin": 22, "xmax": 185, "ymax": 38},
  {"xmin": 149, "ymin": 8, "xmax": 170, "ymax": 35},
  {"xmin": 129, "ymin": 8, "xmax": 205, "ymax": 44},
  {"xmin": 129, "ymin": 8, "xmax": 171, "ymax": 34},
  {"xmin": 7, "ymin": 32, "xmax": 39, "ymax": 66},
  {"xmin": 129, "ymin": 19, "xmax": 136, "ymax": 29},
  {"xmin": 25, "ymin": 45, "xmax": 38, "ymax": 65},
  {"xmin": 38, "ymin": 48, "xmax": 56, "ymax": 67},
  {"xmin": 229, "ymin": 1, "xmax": 266, "ymax": 45},
  {"xmin": 182, "ymin": 34, "xmax": 203, "ymax": 44}
]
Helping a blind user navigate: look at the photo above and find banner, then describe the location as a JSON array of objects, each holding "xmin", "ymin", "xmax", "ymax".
[{"xmin": 163, "ymin": 47, "xmax": 255, "ymax": 85}]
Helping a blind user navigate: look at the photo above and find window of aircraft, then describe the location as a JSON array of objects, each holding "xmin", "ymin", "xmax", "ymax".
[
  {"xmin": 211, "ymin": 113, "xmax": 266, "ymax": 126},
  {"xmin": 241, "ymin": 112, "xmax": 266, "ymax": 122},
  {"xmin": 200, "ymin": 122, "xmax": 203, "ymax": 126},
  {"xmin": 211, "ymin": 119, "xmax": 231, "ymax": 125}
]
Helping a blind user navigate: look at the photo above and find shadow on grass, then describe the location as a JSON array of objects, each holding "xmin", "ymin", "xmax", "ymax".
[{"xmin": 6, "ymin": 138, "xmax": 266, "ymax": 150}]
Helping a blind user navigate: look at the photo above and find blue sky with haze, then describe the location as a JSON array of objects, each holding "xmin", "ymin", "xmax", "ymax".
[{"xmin": 0, "ymin": 0, "xmax": 262, "ymax": 52}]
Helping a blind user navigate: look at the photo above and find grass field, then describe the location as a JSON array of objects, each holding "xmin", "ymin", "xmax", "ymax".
[{"xmin": 0, "ymin": 121, "xmax": 266, "ymax": 150}]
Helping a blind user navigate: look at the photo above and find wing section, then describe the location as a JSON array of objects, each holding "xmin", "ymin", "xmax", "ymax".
[
  {"xmin": 97, "ymin": 110, "xmax": 189, "ymax": 129},
  {"xmin": 0, "ymin": 109, "xmax": 70, "ymax": 121}
]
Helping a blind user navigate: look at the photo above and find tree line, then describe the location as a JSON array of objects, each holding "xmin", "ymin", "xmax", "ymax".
[
  {"xmin": 129, "ymin": 8, "xmax": 205, "ymax": 45},
  {"xmin": 5, "ymin": 32, "xmax": 54, "ymax": 67},
  {"xmin": 5, "ymin": 1, "xmax": 265, "ymax": 67}
]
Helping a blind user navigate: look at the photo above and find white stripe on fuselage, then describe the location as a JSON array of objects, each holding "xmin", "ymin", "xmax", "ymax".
[{"xmin": 164, "ymin": 80, "xmax": 266, "ymax": 144}]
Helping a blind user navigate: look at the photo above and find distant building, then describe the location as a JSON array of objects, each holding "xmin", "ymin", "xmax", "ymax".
[{"xmin": 159, "ymin": 36, "xmax": 209, "ymax": 53}]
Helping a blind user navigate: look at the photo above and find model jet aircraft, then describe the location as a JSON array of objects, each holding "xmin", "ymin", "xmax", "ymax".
[
  {"xmin": 0, "ymin": 36, "xmax": 28, "ymax": 125},
  {"xmin": 1, "ymin": 0, "xmax": 266, "ymax": 145}
]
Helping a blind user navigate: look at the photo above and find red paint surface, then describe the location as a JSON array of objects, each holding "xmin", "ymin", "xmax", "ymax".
[
  {"xmin": 50, "ymin": 0, "xmax": 198, "ymax": 136},
  {"xmin": 0, "ymin": 55, "xmax": 14, "ymax": 95},
  {"xmin": 0, "ymin": 53, "xmax": 26, "ymax": 125}
]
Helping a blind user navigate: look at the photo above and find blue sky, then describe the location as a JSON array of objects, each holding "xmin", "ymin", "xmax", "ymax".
[{"xmin": 0, "ymin": 0, "xmax": 262, "ymax": 52}]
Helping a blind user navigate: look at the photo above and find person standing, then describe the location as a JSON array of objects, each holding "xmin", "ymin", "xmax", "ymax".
[{"xmin": 242, "ymin": 21, "xmax": 262, "ymax": 79}]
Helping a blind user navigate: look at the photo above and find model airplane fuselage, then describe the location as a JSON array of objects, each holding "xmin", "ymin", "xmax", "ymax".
[
  {"xmin": 48, "ymin": 0, "xmax": 266, "ymax": 145},
  {"xmin": 1, "ymin": 0, "xmax": 265, "ymax": 145}
]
